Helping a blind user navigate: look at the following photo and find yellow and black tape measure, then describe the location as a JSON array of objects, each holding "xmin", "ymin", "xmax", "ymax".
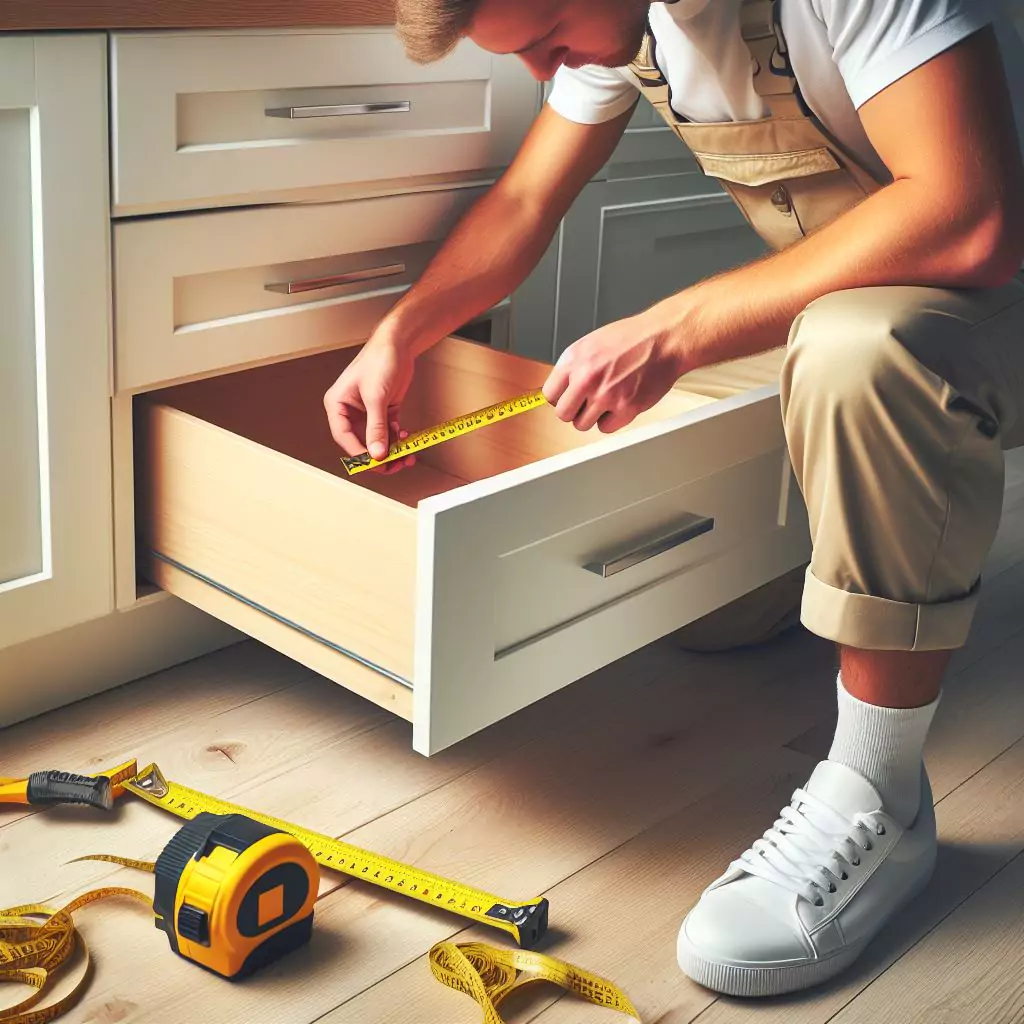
[
  {"xmin": 340, "ymin": 389, "xmax": 548, "ymax": 475},
  {"xmin": 2, "ymin": 761, "xmax": 641, "ymax": 1024},
  {"xmin": 123, "ymin": 763, "xmax": 549, "ymax": 950}
]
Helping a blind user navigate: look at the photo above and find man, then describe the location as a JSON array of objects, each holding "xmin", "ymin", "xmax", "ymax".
[{"xmin": 324, "ymin": 0, "xmax": 1024, "ymax": 997}]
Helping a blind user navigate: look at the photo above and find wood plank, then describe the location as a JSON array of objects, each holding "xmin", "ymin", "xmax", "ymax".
[
  {"xmin": 136, "ymin": 394, "xmax": 418, "ymax": 680},
  {"xmin": 828, "ymin": 854, "xmax": 1024, "ymax": 1023},
  {"xmin": 0, "ymin": 1, "xmax": 395, "ymax": 31},
  {"xmin": 53, "ymin": 632, "xmax": 836, "ymax": 1023},
  {"xmin": 0, "ymin": 641, "xmax": 303, "ymax": 830},
  {"xmin": 4, "ymin": 627, "xmax": 697, "ymax": 905},
  {"xmin": 143, "ymin": 558, "xmax": 415, "ymax": 721},
  {"xmin": 323, "ymin": 748, "xmax": 819, "ymax": 1024},
  {"xmin": 331, "ymin": 618, "xmax": 1024, "ymax": 1024}
]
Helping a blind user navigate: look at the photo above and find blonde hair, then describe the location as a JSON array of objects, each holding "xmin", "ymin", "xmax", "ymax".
[{"xmin": 395, "ymin": 0, "xmax": 482, "ymax": 64}]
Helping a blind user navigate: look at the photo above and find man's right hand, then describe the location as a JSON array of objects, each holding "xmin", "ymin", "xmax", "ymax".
[{"xmin": 324, "ymin": 332, "xmax": 416, "ymax": 466}]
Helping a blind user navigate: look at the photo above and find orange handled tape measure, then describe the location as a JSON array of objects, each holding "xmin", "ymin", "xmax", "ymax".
[{"xmin": 0, "ymin": 760, "xmax": 641, "ymax": 1024}]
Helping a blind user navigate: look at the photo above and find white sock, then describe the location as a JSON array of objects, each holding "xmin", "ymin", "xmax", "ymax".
[{"xmin": 827, "ymin": 674, "xmax": 940, "ymax": 828}]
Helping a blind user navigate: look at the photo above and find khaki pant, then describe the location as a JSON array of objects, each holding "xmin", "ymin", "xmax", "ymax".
[{"xmin": 673, "ymin": 276, "xmax": 1024, "ymax": 653}]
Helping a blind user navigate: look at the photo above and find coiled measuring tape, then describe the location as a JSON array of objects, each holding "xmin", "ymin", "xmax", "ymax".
[
  {"xmin": 340, "ymin": 389, "xmax": 548, "ymax": 475},
  {"xmin": 1, "ymin": 761, "xmax": 640, "ymax": 1024}
]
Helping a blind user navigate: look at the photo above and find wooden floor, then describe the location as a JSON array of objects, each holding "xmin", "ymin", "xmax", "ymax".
[{"xmin": 4, "ymin": 448, "xmax": 1024, "ymax": 1024}]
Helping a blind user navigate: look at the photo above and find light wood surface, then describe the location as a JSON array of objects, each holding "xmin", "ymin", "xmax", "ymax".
[
  {"xmin": 7, "ymin": 458, "xmax": 1021, "ymax": 1022},
  {"xmin": 0, "ymin": 1, "xmax": 395, "ymax": 32}
]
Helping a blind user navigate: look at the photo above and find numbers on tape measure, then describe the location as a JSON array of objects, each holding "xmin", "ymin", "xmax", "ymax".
[{"xmin": 342, "ymin": 389, "xmax": 548, "ymax": 474}]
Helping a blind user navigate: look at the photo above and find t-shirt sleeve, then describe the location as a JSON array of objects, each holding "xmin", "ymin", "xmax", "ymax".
[
  {"xmin": 546, "ymin": 63, "xmax": 640, "ymax": 124},
  {"xmin": 817, "ymin": 0, "xmax": 995, "ymax": 108}
]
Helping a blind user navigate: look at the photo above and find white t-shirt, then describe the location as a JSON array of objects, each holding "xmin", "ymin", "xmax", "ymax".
[{"xmin": 548, "ymin": 0, "xmax": 1024, "ymax": 177}]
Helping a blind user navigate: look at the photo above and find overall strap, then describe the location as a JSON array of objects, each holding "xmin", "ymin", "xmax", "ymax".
[
  {"xmin": 628, "ymin": 0, "xmax": 807, "ymax": 122},
  {"xmin": 739, "ymin": 0, "xmax": 805, "ymax": 118}
]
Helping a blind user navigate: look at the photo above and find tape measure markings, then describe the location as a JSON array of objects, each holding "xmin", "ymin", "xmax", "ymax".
[
  {"xmin": 0, "ymin": 889, "xmax": 152, "ymax": 1024},
  {"xmin": 341, "ymin": 389, "xmax": 548, "ymax": 475},
  {"xmin": 122, "ymin": 764, "xmax": 548, "ymax": 949},
  {"xmin": 429, "ymin": 941, "xmax": 641, "ymax": 1024}
]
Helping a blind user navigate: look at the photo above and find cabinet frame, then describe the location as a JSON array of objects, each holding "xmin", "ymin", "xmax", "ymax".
[{"xmin": 0, "ymin": 35, "xmax": 114, "ymax": 650}]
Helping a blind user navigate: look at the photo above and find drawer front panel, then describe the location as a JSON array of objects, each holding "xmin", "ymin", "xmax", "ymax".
[
  {"xmin": 111, "ymin": 30, "xmax": 538, "ymax": 215},
  {"xmin": 115, "ymin": 186, "xmax": 485, "ymax": 391},
  {"xmin": 416, "ymin": 388, "xmax": 811, "ymax": 755},
  {"xmin": 493, "ymin": 447, "xmax": 791, "ymax": 656}
]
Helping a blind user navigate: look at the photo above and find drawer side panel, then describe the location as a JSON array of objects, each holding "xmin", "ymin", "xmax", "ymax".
[{"xmin": 136, "ymin": 400, "xmax": 417, "ymax": 682}]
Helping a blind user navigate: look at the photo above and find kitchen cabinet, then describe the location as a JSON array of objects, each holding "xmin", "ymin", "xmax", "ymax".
[
  {"xmin": 0, "ymin": 35, "xmax": 114, "ymax": 650},
  {"xmin": 0, "ymin": 27, "xmax": 809, "ymax": 750},
  {"xmin": 512, "ymin": 173, "xmax": 767, "ymax": 363}
]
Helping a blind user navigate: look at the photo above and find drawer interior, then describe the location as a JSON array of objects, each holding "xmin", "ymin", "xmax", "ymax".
[{"xmin": 138, "ymin": 337, "xmax": 764, "ymax": 510}]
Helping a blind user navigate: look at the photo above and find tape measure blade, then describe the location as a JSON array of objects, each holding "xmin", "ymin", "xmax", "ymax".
[
  {"xmin": 342, "ymin": 389, "xmax": 548, "ymax": 475},
  {"xmin": 123, "ymin": 770, "xmax": 547, "ymax": 947}
]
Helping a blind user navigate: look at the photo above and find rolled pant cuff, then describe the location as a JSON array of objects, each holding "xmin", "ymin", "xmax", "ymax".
[{"xmin": 800, "ymin": 567, "xmax": 979, "ymax": 651}]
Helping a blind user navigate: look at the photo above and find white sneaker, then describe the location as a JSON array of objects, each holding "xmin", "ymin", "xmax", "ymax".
[{"xmin": 677, "ymin": 761, "xmax": 937, "ymax": 997}]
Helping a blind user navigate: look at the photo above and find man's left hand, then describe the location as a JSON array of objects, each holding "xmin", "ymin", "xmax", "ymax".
[{"xmin": 542, "ymin": 309, "xmax": 688, "ymax": 433}]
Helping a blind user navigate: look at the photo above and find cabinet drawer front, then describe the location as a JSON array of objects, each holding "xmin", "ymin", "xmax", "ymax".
[
  {"xmin": 114, "ymin": 186, "xmax": 485, "ymax": 392},
  {"xmin": 417, "ymin": 384, "xmax": 810, "ymax": 754},
  {"xmin": 111, "ymin": 30, "xmax": 538, "ymax": 216}
]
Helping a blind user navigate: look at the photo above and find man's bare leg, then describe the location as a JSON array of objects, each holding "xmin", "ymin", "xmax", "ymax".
[{"xmin": 840, "ymin": 647, "xmax": 951, "ymax": 708}]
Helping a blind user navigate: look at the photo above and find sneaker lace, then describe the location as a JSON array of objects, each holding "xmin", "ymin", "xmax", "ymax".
[{"xmin": 733, "ymin": 788, "xmax": 881, "ymax": 905}]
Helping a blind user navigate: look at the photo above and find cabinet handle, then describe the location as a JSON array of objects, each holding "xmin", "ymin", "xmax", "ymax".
[
  {"xmin": 265, "ymin": 101, "xmax": 412, "ymax": 119},
  {"xmin": 265, "ymin": 263, "xmax": 406, "ymax": 295},
  {"xmin": 583, "ymin": 513, "xmax": 715, "ymax": 578}
]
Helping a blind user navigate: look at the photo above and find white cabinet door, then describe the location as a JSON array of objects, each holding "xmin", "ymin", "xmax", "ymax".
[
  {"xmin": 512, "ymin": 174, "xmax": 767, "ymax": 363},
  {"xmin": 0, "ymin": 36, "xmax": 114, "ymax": 649}
]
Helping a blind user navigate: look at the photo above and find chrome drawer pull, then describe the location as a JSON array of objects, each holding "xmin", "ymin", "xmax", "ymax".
[
  {"xmin": 583, "ymin": 513, "xmax": 715, "ymax": 578},
  {"xmin": 265, "ymin": 263, "xmax": 406, "ymax": 295},
  {"xmin": 265, "ymin": 101, "xmax": 412, "ymax": 119}
]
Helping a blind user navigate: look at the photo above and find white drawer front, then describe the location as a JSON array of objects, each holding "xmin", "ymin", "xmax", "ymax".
[
  {"xmin": 114, "ymin": 186, "xmax": 486, "ymax": 391},
  {"xmin": 111, "ymin": 30, "xmax": 538, "ymax": 216},
  {"xmin": 418, "ymin": 387, "xmax": 810, "ymax": 754}
]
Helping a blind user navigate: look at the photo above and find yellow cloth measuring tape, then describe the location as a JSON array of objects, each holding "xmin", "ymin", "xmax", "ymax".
[
  {"xmin": 340, "ymin": 389, "xmax": 548, "ymax": 474},
  {"xmin": 1, "ymin": 761, "xmax": 641, "ymax": 1024}
]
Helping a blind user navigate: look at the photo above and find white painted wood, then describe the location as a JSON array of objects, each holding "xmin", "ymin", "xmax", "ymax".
[
  {"xmin": 414, "ymin": 383, "xmax": 809, "ymax": 755},
  {"xmin": 110, "ymin": 29, "xmax": 540, "ymax": 216},
  {"xmin": 511, "ymin": 173, "xmax": 766, "ymax": 364},
  {"xmin": 0, "ymin": 593, "xmax": 240, "ymax": 728},
  {"xmin": 114, "ymin": 185, "xmax": 487, "ymax": 392},
  {"xmin": 0, "ymin": 35, "xmax": 115, "ymax": 651}
]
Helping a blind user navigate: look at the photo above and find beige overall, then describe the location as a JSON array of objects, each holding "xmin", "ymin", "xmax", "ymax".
[{"xmin": 629, "ymin": 0, "xmax": 1024, "ymax": 653}]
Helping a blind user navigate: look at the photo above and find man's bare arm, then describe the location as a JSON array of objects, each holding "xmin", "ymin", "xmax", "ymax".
[
  {"xmin": 653, "ymin": 26, "xmax": 1024, "ymax": 369},
  {"xmin": 378, "ymin": 102, "xmax": 635, "ymax": 357}
]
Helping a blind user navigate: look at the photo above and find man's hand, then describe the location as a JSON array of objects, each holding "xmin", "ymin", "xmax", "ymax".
[
  {"xmin": 324, "ymin": 333, "xmax": 417, "ymax": 469},
  {"xmin": 542, "ymin": 308, "xmax": 688, "ymax": 432}
]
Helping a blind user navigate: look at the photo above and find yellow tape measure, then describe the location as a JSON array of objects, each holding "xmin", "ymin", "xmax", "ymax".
[
  {"xmin": 341, "ymin": 389, "xmax": 548, "ymax": 475},
  {"xmin": 1, "ymin": 761, "xmax": 642, "ymax": 1024},
  {"xmin": 122, "ymin": 763, "xmax": 549, "ymax": 949},
  {"xmin": 429, "ymin": 941, "xmax": 641, "ymax": 1024},
  {"xmin": 0, "ymin": 889, "xmax": 152, "ymax": 1024}
]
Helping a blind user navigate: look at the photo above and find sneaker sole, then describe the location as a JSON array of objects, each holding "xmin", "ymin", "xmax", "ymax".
[{"xmin": 678, "ymin": 858, "xmax": 936, "ymax": 998}]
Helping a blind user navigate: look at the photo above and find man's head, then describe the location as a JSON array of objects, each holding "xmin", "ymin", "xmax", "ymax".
[{"xmin": 396, "ymin": 0, "xmax": 649, "ymax": 81}]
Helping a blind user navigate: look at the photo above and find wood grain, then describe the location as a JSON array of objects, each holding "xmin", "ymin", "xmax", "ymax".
[{"xmin": 0, "ymin": 1, "xmax": 396, "ymax": 31}]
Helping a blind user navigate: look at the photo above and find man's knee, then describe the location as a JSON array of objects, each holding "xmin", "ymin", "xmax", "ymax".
[{"xmin": 781, "ymin": 288, "xmax": 921, "ymax": 427}]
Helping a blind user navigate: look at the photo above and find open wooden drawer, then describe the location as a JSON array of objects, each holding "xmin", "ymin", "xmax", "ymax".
[{"xmin": 135, "ymin": 339, "xmax": 809, "ymax": 755}]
